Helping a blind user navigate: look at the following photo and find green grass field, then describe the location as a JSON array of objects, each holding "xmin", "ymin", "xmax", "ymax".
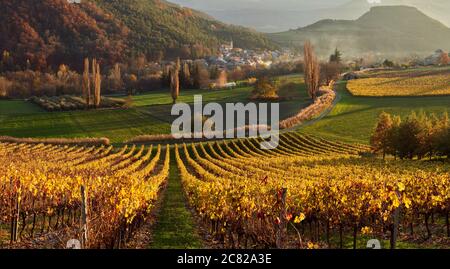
[
  {"xmin": 3, "ymin": 70, "xmax": 449, "ymax": 145},
  {"xmin": 0, "ymin": 75, "xmax": 310, "ymax": 143},
  {"xmin": 301, "ymin": 81, "xmax": 450, "ymax": 144},
  {"xmin": 0, "ymin": 100, "xmax": 45, "ymax": 114}
]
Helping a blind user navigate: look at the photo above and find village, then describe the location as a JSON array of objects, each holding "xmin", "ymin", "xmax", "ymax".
[{"xmin": 207, "ymin": 40, "xmax": 293, "ymax": 69}]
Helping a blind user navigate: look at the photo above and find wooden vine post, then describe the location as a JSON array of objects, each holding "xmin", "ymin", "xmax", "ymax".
[
  {"xmin": 80, "ymin": 185, "xmax": 89, "ymax": 249},
  {"xmin": 10, "ymin": 177, "xmax": 20, "ymax": 245},
  {"xmin": 276, "ymin": 188, "xmax": 288, "ymax": 249},
  {"xmin": 390, "ymin": 190, "xmax": 401, "ymax": 249}
]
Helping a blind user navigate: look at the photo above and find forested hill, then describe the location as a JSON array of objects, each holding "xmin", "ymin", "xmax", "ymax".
[{"xmin": 0, "ymin": 0, "xmax": 275, "ymax": 71}]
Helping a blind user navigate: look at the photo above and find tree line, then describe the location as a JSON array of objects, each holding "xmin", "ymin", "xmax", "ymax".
[{"xmin": 371, "ymin": 111, "xmax": 450, "ymax": 160}]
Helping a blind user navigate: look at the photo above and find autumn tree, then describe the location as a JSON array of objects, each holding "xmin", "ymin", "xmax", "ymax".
[
  {"xmin": 216, "ymin": 70, "xmax": 228, "ymax": 88},
  {"xmin": 396, "ymin": 112, "xmax": 423, "ymax": 159},
  {"xmin": 419, "ymin": 113, "xmax": 438, "ymax": 159},
  {"xmin": 170, "ymin": 66, "xmax": 180, "ymax": 104},
  {"xmin": 374, "ymin": 112, "xmax": 450, "ymax": 160},
  {"xmin": 0, "ymin": 50, "xmax": 15, "ymax": 72},
  {"xmin": 303, "ymin": 41, "xmax": 320, "ymax": 100},
  {"xmin": 82, "ymin": 58, "xmax": 91, "ymax": 108},
  {"xmin": 109, "ymin": 63, "xmax": 122, "ymax": 91},
  {"xmin": 161, "ymin": 64, "xmax": 171, "ymax": 88},
  {"xmin": 434, "ymin": 112, "xmax": 450, "ymax": 157},
  {"xmin": 125, "ymin": 74, "xmax": 138, "ymax": 96},
  {"xmin": 370, "ymin": 112, "xmax": 393, "ymax": 159},
  {"xmin": 440, "ymin": 52, "xmax": 450, "ymax": 65},
  {"xmin": 0, "ymin": 77, "xmax": 12, "ymax": 97},
  {"xmin": 251, "ymin": 76, "xmax": 278, "ymax": 100},
  {"xmin": 180, "ymin": 62, "xmax": 192, "ymax": 88},
  {"xmin": 192, "ymin": 61, "xmax": 209, "ymax": 89},
  {"xmin": 175, "ymin": 57, "xmax": 181, "ymax": 72},
  {"xmin": 386, "ymin": 115, "xmax": 402, "ymax": 159}
]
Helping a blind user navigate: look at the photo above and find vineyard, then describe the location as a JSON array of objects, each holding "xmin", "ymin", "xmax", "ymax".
[
  {"xmin": 176, "ymin": 133, "xmax": 450, "ymax": 249},
  {"xmin": 0, "ymin": 133, "xmax": 449, "ymax": 249},
  {"xmin": 0, "ymin": 142, "xmax": 170, "ymax": 248},
  {"xmin": 347, "ymin": 68, "xmax": 450, "ymax": 97}
]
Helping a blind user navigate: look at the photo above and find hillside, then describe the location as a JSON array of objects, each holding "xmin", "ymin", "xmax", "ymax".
[
  {"xmin": 269, "ymin": 6, "xmax": 450, "ymax": 57},
  {"xmin": 340, "ymin": 0, "xmax": 450, "ymax": 27},
  {"xmin": 0, "ymin": 0, "xmax": 274, "ymax": 71},
  {"xmin": 171, "ymin": 0, "xmax": 450, "ymax": 32}
]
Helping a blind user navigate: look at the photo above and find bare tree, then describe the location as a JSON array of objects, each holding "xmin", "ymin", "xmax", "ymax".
[
  {"xmin": 321, "ymin": 62, "xmax": 341, "ymax": 85},
  {"xmin": 303, "ymin": 41, "xmax": 320, "ymax": 100}
]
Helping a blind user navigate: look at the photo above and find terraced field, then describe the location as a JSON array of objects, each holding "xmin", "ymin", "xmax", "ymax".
[
  {"xmin": 347, "ymin": 67, "xmax": 450, "ymax": 97},
  {"xmin": 1, "ymin": 134, "xmax": 449, "ymax": 249},
  {"xmin": 0, "ymin": 142, "xmax": 170, "ymax": 248},
  {"xmin": 176, "ymin": 133, "xmax": 449, "ymax": 249}
]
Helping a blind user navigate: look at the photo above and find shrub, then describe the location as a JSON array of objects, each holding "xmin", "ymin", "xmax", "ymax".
[{"xmin": 29, "ymin": 95, "xmax": 127, "ymax": 111}]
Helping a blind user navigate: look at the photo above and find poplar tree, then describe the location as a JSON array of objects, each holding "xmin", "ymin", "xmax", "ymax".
[
  {"xmin": 170, "ymin": 66, "xmax": 180, "ymax": 104},
  {"xmin": 94, "ymin": 63, "xmax": 102, "ymax": 108},
  {"xmin": 303, "ymin": 41, "xmax": 320, "ymax": 100},
  {"xmin": 82, "ymin": 58, "xmax": 90, "ymax": 108}
]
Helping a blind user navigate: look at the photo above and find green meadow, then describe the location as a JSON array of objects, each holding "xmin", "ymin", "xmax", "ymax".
[
  {"xmin": 0, "ymin": 75, "xmax": 310, "ymax": 143},
  {"xmin": 301, "ymin": 82, "xmax": 450, "ymax": 144}
]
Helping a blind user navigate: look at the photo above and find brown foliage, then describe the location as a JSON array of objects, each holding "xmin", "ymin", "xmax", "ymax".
[
  {"xmin": 1, "ymin": 69, "xmax": 80, "ymax": 98},
  {"xmin": 321, "ymin": 62, "xmax": 342, "ymax": 85},
  {"xmin": 440, "ymin": 52, "xmax": 450, "ymax": 65},
  {"xmin": 251, "ymin": 76, "xmax": 279, "ymax": 100},
  {"xmin": 0, "ymin": 0, "xmax": 129, "ymax": 70}
]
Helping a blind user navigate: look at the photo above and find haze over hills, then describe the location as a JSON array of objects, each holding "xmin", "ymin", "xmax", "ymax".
[
  {"xmin": 0, "ymin": 0, "xmax": 274, "ymax": 70},
  {"xmin": 171, "ymin": 0, "xmax": 450, "ymax": 32},
  {"xmin": 269, "ymin": 6, "xmax": 450, "ymax": 58}
]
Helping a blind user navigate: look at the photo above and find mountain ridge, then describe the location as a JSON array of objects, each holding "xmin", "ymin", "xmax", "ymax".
[
  {"xmin": 171, "ymin": 0, "xmax": 450, "ymax": 32},
  {"xmin": 269, "ymin": 5, "xmax": 450, "ymax": 57}
]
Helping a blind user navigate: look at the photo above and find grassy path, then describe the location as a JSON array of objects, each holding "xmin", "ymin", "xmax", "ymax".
[{"xmin": 150, "ymin": 159, "xmax": 203, "ymax": 249}]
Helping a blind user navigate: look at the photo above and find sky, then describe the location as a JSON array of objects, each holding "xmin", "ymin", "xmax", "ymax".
[{"xmin": 170, "ymin": 0, "xmax": 450, "ymax": 32}]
